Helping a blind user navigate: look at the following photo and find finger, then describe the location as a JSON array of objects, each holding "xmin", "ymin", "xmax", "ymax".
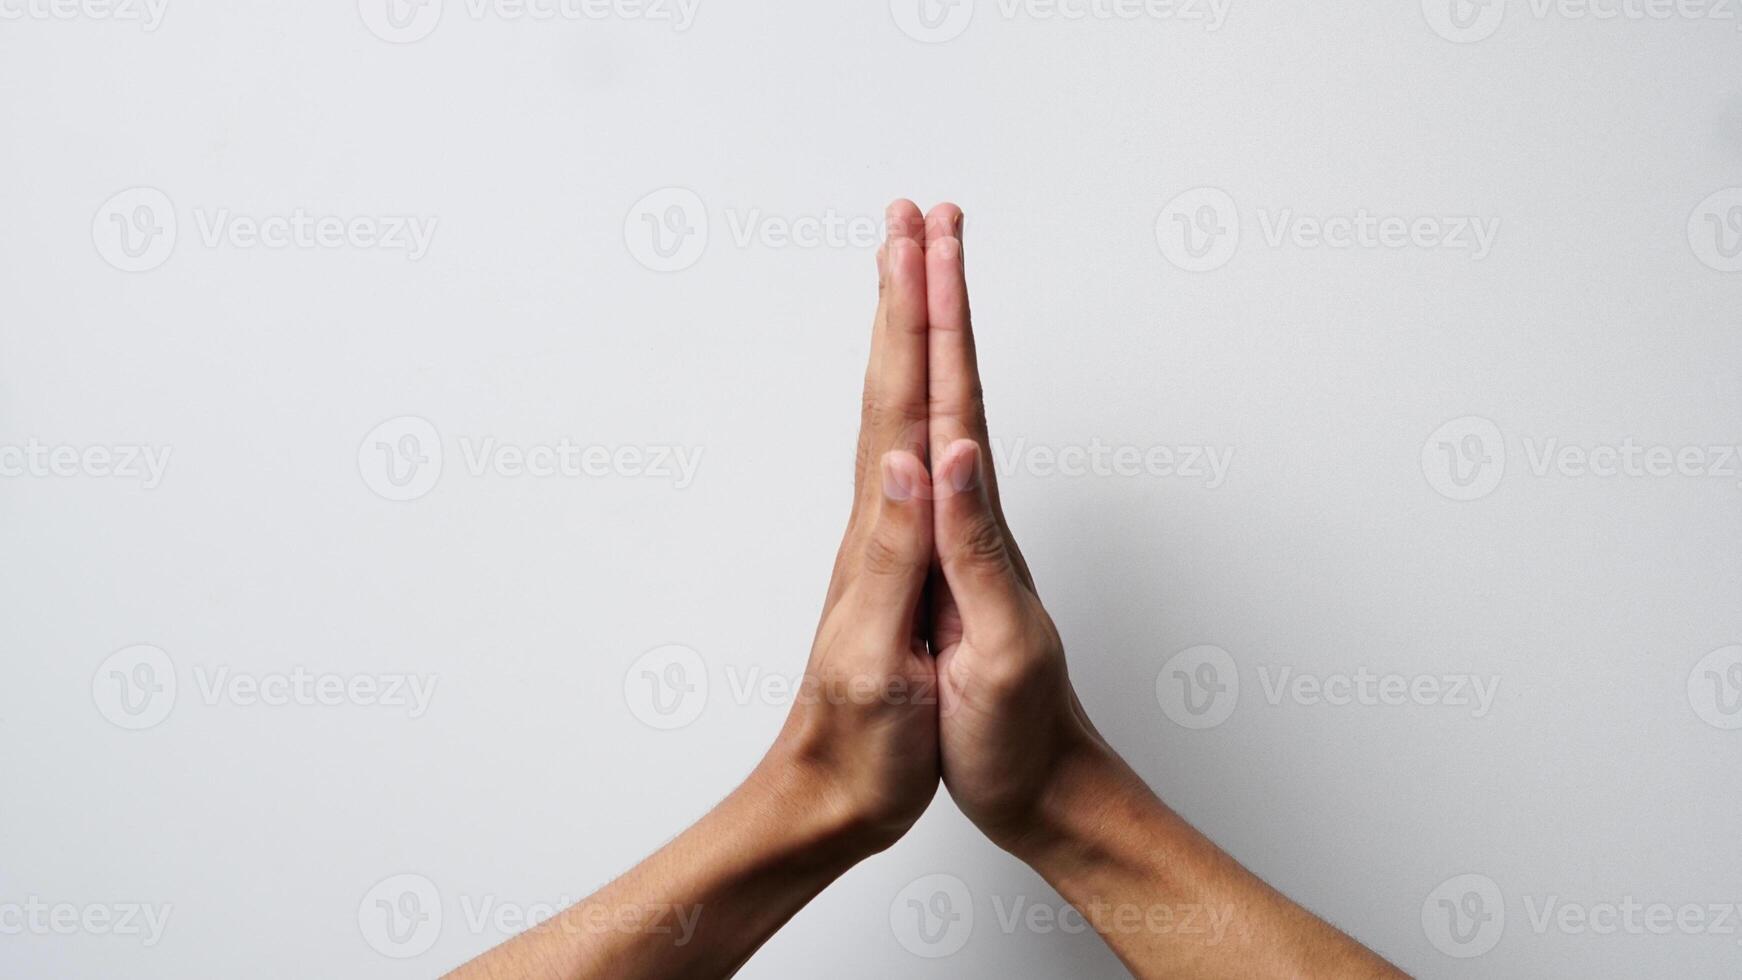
[
  {"xmin": 849, "ymin": 450, "xmax": 935, "ymax": 642},
  {"xmin": 850, "ymin": 242, "xmax": 894, "ymax": 521},
  {"xmin": 923, "ymin": 204, "xmax": 991, "ymax": 476},
  {"xmin": 933, "ymin": 439, "xmax": 1027, "ymax": 625},
  {"xmin": 924, "ymin": 204, "xmax": 1035, "ymax": 589},
  {"xmin": 856, "ymin": 200, "xmax": 928, "ymax": 513}
]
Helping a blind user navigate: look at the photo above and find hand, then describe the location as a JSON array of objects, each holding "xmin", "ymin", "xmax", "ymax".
[
  {"xmin": 918, "ymin": 204, "xmax": 1114, "ymax": 854},
  {"xmin": 751, "ymin": 200, "xmax": 941, "ymax": 857}
]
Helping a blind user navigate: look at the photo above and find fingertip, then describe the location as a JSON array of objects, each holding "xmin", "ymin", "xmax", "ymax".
[
  {"xmin": 880, "ymin": 449, "xmax": 929, "ymax": 503},
  {"xmin": 939, "ymin": 439, "xmax": 982, "ymax": 496},
  {"xmin": 886, "ymin": 234, "xmax": 925, "ymax": 288},
  {"xmin": 885, "ymin": 199, "xmax": 924, "ymax": 242},
  {"xmin": 924, "ymin": 203, "xmax": 964, "ymax": 245}
]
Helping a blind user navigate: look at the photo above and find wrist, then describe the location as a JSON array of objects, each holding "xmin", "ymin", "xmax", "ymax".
[
  {"xmin": 1003, "ymin": 734, "xmax": 1157, "ymax": 877},
  {"xmin": 742, "ymin": 744, "xmax": 899, "ymax": 869}
]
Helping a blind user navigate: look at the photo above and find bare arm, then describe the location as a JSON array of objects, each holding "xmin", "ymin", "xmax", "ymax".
[{"xmin": 443, "ymin": 761, "xmax": 878, "ymax": 980}]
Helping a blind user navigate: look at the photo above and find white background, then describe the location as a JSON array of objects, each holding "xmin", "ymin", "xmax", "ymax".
[{"xmin": 3, "ymin": 0, "xmax": 1741, "ymax": 976}]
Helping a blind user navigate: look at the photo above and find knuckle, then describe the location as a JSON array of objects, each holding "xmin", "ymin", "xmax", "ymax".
[
  {"xmin": 862, "ymin": 528, "xmax": 918, "ymax": 578},
  {"xmin": 951, "ymin": 514, "xmax": 1008, "ymax": 570},
  {"xmin": 871, "ymin": 400, "xmax": 927, "ymax": 435}
]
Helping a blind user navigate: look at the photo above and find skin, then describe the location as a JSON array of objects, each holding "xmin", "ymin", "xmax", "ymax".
[{"xmin": 445, "ymin": 200, "xmax": 1406, "ymax": 980}]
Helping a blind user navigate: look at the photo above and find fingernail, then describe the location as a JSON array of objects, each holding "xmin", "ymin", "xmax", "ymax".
[
  {"xmin": 950, "ymin": 445, "xmax": 980, "ymax": 493},
  {"xmin": 882, "ymin": 455, "xmax": 914, "ymax": 502}
]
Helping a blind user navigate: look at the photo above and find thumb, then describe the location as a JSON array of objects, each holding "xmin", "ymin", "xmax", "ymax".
[
  {"xmin": 933, "ymin": 439, "xmax": 1026, "ymax": 625},
  {"xmin": 852, "ymin": 450, "xmax": 934, "ymax": 640}
]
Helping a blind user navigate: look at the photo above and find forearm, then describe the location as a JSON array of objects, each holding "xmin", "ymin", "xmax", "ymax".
[
  {"xmin": 445, "ymin": 757, "xmax": 870, "ymax": 980},
  {"xmin": 1010, "ymin": 741, "xmax": 1403, "ymax": 980}
]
